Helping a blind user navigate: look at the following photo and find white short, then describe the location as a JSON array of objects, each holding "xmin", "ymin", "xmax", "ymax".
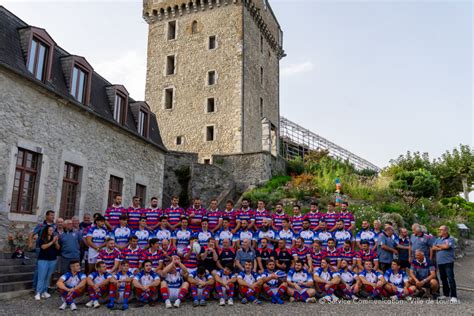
[
  {"xmin": 169, "ymin": 288, "xmax": 180, "ymax": 302},
  {"xmin": 88, "ymin": 248, "xmax": 99, "ymax": 264},
  {"xmin": 187, "ymin": 268, "xmax": 197, "ymax": 275}
]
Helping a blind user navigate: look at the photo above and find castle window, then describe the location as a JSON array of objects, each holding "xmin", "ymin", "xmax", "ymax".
[
  {"xmin": 260, "ymin": 66, "xmax": 264, "ymax": 85},
  {"xmin": 138, "ymin": 110, "xmax": 149, "ymax": 137},
  {"xmin": 191, "ymin": 21, "xmax": 198, "ymax": 34},
  {"xmin": 260, "ymin": 35, "xmax": 264, "ymax": 54},
  {"xmin": 135, "ymin": 184, "xmax": 147, "ymax": 208},
  {"xmin": 60, "ymin": 162, "xmax": 81, "ymax": 219},
  {"xmin": 113, "ymin": 93, "xmax": 127, "ymax": 125},
  {"xmin": 206, "ymin": 98, "xmax": 215, "ymax": 113},
  {"xmin": 208, "ymin": 36, "xmax": 217, "ymax": 50},
  {"xmin": 203, "ymin": 159, "xmax": 211, "ymax": 165},
  {"xmin": 10, "ymin": 148, "xmax": 41, "ymax": 214},
  {"xmin": 166, "ymin": 55, "xmax": 176, "ymax": 75},
  {"xmin": 164, "ymin": 88, "xmax": 174, "ymax": 109},
  {"xmin": 176, "ymin": 136, "xmax": 183, "ymax": 145},
  {"xmin": 207, "ymin": 70, "xmax": 216, "ymax": 85},
  {"xmin": 108, "ymin": 175, "xmax": 123, "ymax": 207},
  {"xmin": 27, "ymin": 37, "xmax": 50, "ymax": 81},
  {"xmin": 70, "ymin": 65, "xmax": 89, "ymax": 103},
  {"xmin": 167, "ymin": 20, "xmax": 177, "ymax": 40},
  {"xmin": 206, "ymin": 125, "xmax": 215, "ymax": 141},
  {"xmin": 260, "ymin": 97, "xmax": 264, "ymax": 118}
]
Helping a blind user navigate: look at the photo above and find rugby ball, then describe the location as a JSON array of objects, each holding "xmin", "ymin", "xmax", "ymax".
[{"xmin": 192, "ymin": 242, "xmax": 202, "ymax": 254}]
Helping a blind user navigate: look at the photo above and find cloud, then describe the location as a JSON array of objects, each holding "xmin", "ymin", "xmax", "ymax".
[
  {"xmin": 281, "ymin": 61, "xmax": 315, "ymax": 77},
  {"xmin": 94, "ymin": 50, "xmax": 146, "ymax": 100}
]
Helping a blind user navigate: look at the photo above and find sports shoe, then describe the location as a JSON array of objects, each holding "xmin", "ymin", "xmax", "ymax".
[
  {"xmin": 406, "ymin": 296, "xmax": 413, "ymax": 302},
  {"xmin": 41, "ymin": 292, "xmax": 51, "ymax": 299},
  {"xmin": 253, "ymin": 299, "xmax": 262, "ymax": 305},
  {"xmin": 331, "ymin": 294, "xmax": 339, "ymax": 302},
  {"xmin": 450, "ymin": 297, "xmax": 458, "ymax": 304},
  {"xmin": 352, "ymin": 295, "xmax": 359, "ymax": 302},
  {"xmin": 165, "ymin": 299, "xmax": 172, "ymax": 309},
  {"xmin": 107, "ymin": 301, "xmax": 114, "ymax": 309},
  {"xmin": 193, "ymin": 300, "xmax": 199, "ymax": 307},
  {"xmin": 70, "ymin": 303, "xmax": 77, "ymax": 311},
  {"xmin": 277, "ymin": 298, "xmax": 284, "ymax": 304},
  {"xmin": 59, "ymin": 302, "xmax": 67, "ymax": 310},
  {"xmin": 122, "ymin": 303, "xmax": 129, "ymax": 311},
  {"xmin": 85, "ymin": 300, "xmax": 94, "ymax": 308},
  {"xmin": 306, "ymin": 297, "xmax": 317, "ymax": 303},
  {"xmin": 173, "ymin": 299, "xmax": 181, "ymax": 308},
  {"xmin": 289, "ymin": 297, "xmax": 296, "ymax": 303},
  {"xmin": 219, "ymin": 298, "xmax": 226, "ymax": 306},
  {"xmin": 390, "ymin": 295, "xmax": 399, "ymax": 300},
  {"xmin": 241, "ymin": 298, "xmax": 248, "ymax": 304},
  {"xmin": 35, "ymin": 293, "xmax": 41, "ymax": 301},
  {"xmin": 200, "ymin": 299, "xmax": 207, "ymax": 306},
  {"xmin": 227, "ymin": 298, "xmax": 234, "ymax": 305},
  {"xmin": 93, "ymin": 300, "xmax": 100, "ymax": 308},
  {"xmin": 438, "ymin": 295, "xmax": 447, "ymax": 300}
]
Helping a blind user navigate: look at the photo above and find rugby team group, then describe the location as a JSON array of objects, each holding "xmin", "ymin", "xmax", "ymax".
[{"xmin": 30, "ymin": 194, "xmax": 458, "ymax": 311}]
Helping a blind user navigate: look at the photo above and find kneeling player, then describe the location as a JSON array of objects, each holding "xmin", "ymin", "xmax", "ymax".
[
  {"xmin": 258, "ymin": 259, "xmax": 287, "ymax": 304},
  {"xmin": 108, "ymin": 260, "xmax": 133, "ymax": 310},
  {"xmin": 132, "ymin": 260, "xmax": 161, "ymax": 307},
  {"xmin": 189, "ymin": 266, "xmax": 215, "ymax": 307},
  {"xmin": 237, "ymin": 260, "xmax": 262, "ymax": 304},
  {"xmin": 57, "ymin": 260, "xmax": 87, "ymax": 311},
  {"xmin": 160, "ymin": 256, "xmax": 190, "ymax": 308},
  {"xmin": 355, "ymin": 260, "xmax": 385, "ymax": 299},
  {"xmin": 313, "ymin": 258, "xmax": 341, "ymax": 303},
  {"xmin": 337, "ymin": 259, "xmax": 359, "ymax": 301},
  {"xmin": 86, "ymin": 261, "xmax": 111, "ymax": 308},
  {"xmin": 384, "ymin": 259, "xmax": 415, "ymax": 300},
  {"xmin": 286, "ymin": 260, "xmax": 317, "ymax": 303},
  {"xmin": 212, "ymin": 264, "xmax": 237, "ymax": 306},
  {"xmin": 408, "ymin": 250, "xmax": 439, "ymax": 298}
]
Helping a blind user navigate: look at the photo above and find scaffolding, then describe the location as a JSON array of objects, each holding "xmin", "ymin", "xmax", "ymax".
[{"xmin": 280, "ymin": 116, "xmax": 381, "ymax": 172}]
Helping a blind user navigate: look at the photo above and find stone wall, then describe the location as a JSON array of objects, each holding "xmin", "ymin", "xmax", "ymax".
[
  {"xmin": 0, "ymin": 69, "xmax": 165, "ymax": 250},
  {"xmin": 162, "ymin": 151, "xmax": 198, "ymax": 207}
]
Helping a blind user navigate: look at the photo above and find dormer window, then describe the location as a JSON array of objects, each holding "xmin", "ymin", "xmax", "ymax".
[
  {"xmin": 113, "ymin": 93, "xmax": 127, "ymax": 125},
  {"xmin": 27, "ymin": 37, "xmax": 49, "ymax": 81},
  {"xmin": 71, "ymin": 65, "xmax": 88, "ymax": 103},
  {"xmin": 138, "ymin": 110, "xmax": 149, "ymax": 137}
]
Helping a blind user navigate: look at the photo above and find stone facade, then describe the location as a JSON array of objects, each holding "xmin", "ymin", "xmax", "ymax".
[
  {"xmin": 143, "ymin": 0, "xmax": 284, "ymax": 161},
  {"xmin": 0, "ymin": 69, "xmax": 165, "ymax": 251}
]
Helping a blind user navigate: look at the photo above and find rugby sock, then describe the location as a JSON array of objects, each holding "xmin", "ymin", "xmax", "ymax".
[
  {"xmin": 178, "ymin": 288, "xmax": 188, "ymax": 300},
  {"xmin": 160, "ymin": 287, "xmax": 169, "ymax": 300},
  {"xmin": 190, "ymin": 286, "xmax": 199, "ymax": 301}
]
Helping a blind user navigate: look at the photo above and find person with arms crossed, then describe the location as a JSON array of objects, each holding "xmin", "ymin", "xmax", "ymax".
[
  {"xmin": 188, "ymin": 265, "xmax": 215, "ymax": 307},
  {"xmin": 212, "ymin": 264, "xmax": 237, "ymax": 306},
  {"xmin": 432, "ymin": 225, "xmax": 458, "ymax": 303}
]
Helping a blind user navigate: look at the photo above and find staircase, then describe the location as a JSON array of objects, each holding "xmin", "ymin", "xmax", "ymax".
[{"xmin": 0, "ymin": 252, "xmax": 35, "ymax": 300}]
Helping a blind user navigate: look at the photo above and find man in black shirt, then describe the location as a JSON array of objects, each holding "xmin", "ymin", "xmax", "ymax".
[
  {"xmin": 199, "ymin": 238, "xmax": 219, "ymax": 272},
  {"xmin": 274, "ymin": 239, "xmax": 292, "ymax": 272},
  {"xmin": 256, "ymin": 238, "xmax": 275, "ymax": 273},
  {"xmin": 217, "ymin": 238, "xmax": 236, "ymax": 270}
]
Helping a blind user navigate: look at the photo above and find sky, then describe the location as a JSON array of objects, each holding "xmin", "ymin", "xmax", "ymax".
[{"xmin": 1, "ymin": 0, "xmax": 472, "ymax": 169}]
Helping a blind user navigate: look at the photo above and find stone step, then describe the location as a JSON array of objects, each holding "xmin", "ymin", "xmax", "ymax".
[
  {"xmin": 0, "ymin": 264, "xmax": 35, "ymax": 274},
  {"xmin": 0, "ymin": 280, "xmax": 33, "ymax": 293},
  {"xmin": 0, "ymin": 272, "xmax": 33, "ymax": 283},
  {"xmin": 0, "ymin": 252, "xmax": 37, "ymax": 259},
  {"xmin": 0, "ymin": 289, "xmax": 32, "ymax": 301},
  {"xmin": 0, "ymin": 258, "xmax": 35, "ymax": 266}
]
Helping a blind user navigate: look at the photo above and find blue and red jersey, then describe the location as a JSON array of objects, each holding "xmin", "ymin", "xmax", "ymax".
[
  {"xmin": 206, "ymin": 209, "xmax": 222, "ymax": 231},
  {"xmin": 310, "ymin": 249, "xmax": 326, "ymax": 268},
  {"xmin": 160, "ymin": 245, "xmax": 177, "ymax": 265},
  {"xmin": 104, "ymin": 205, "xmax": 126, "ymax": 229},
  {"xmin": 254, "ymin": 209, "xmax": 270, "ymax": 230},
  {"xmin": 337, "ymin": 248, "xmax": 356, "ymax": 266},
  {"xmin": 221, "ymin": 210, "xmax": 238, "ymax": 230},
  {"xmin": 323, "ymin": 212, "xmax": 340, "ymax": 230},
  {"xmin": 120, "ymin": 246, "xmax": 142, "ymax": 270},
  {"xmin": 165, "ymin": 206, "xmax": 185, "ymax": 228},
  {"xmin": 145, "ymin": 207, "xmax": 162, "ymax": 229},
  {"xmin": 132, "ymin": 228, "xmax": 152, "ymax": 249},
  {"xmin": 237, "ymin": 208, "xmax": 255, "ymax": 223},
  {"xmin": 182, "ymin": 246, "xmax": 198, "ymax": 269},
  {"xmin": 304, "ymin": 211, "xmax": 323, "ymax": 230},
  {"xmin": 290, "ymin": 215, "xmax": 304, "ymax": 233},
  {"xmin": 127, "ymin": 207, "xmax": 144, "ymax": 230},
  {"xmin": 98, "ymin": 247, "xmax": 121, "ymax": 270},
  {"xmin": 140, "ymin": 249, "xmax": 163, "ymax": 269},
  {"xmin": 356, "ymin": 249, "xmax": 379, "ymax": 265},
  {"xmin": 325, "ymin": 247, "xmax": 339, "ymax": 266},
  {"xmin": 291, "ymin": 246, "xmax": 310, "ymax": 264},
  {"xmin": 272, "ymin": 212, "xmax": 288, "ymax": 231},
  {"xmin": 338, "ymin": 211, "xmax": 355, "ymax": 230},
  {"xmin": 186, "ymin": 207, "xmax": 207, "ymax": 232}
]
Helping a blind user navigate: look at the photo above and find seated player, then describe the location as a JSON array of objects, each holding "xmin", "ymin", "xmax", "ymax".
[
  {"xmin": 408, "ymin": 249, "xmax": 439, "ymax": 298},
  {"xmin": 258, "ymin": 259, "xmax": 287, "ymax": 304},
  {"xmin": 292, "ymin": 237, "xmax": 311, "ymax": 269},
  {"xmin": 188, "ymin": 266, "xmax": 215, "ymax": 307},
  {"xmin": 86, "ymin": 261, "xmax": 111, "ymax": 308},
  {"xmin": 215, "ymin": 218, "xmax": 235, "ymax": 247},
  {"xmin": 57, "ymin": 260, "xmax": 87, "ymax": 311},
  {"xmin": 237, "ymin": 260, "xmax": 262, "ymax": 304},
  {"xmin": 154, "ymin": 216, "xmax": 172, "ymax": 242},
  {"xmin": 275, "ymin": 239, "xmax": 293, "ymax": 272},
  {"xmin": 337, "ymin": 240, "xmax": 356, "ymax": 270},
  {"xmin": 141, "ymin": 238, "xmax": 164, "ymax": 272},
  {"xmin": 355, "ymin": 260, "xmax": 385, "ymax": 299},
  {"xmin": 199, "ymin": 238, "xmax": 219, "ymax": 273},
  {"xmin": 160, "ymin": 256, "xmax": 190, "ymax": 308},
  {"xmin": 308, "ymin": 240, "xmax": 326, "ymax": 273},
  {"xmin": 356, "ymin": 240, "xmax": 379, "ymax": 273},
  {"xmin": 277, "ymin": 218, "xmax": 295, "ymax": 249},
  {"xmin": 108, "ymin": 260, "xmax": 133, "ymax": 310},
  {"xmin": 196, "ymin": 219, "xmax": 213, "ymax": 247},
  {"xmin": 233, "ymin": 219, "xmax": 256, "ymax": 249},
  {"xmin": 160, "ymin": 239, "xmax": 177, "ymax": 266},
  {"xmin": 120, "ymin": 236, "xmax": 142, "ymax": 274},
  {"xmin": 217, "ymin": 238, "xmax": 236, "ymax": 269},
  {"xmin": 313, "ymin": 258, "xmax": 341, "ymax": 303},
  {"xmin": 132, "ymin": 217, "xmax": 152, "ymax": 250},
  {"xmin": 182, "ymin": 238, "xmax": 200, "ymax": 274},
  {"xmin": 98, "ymin": 238, "xmax": 121, "ymax": 274},
  {"xmin": 171, "ymin": 217, "xmax": 193, "ymax": 255},
  {"xmin": 286, "ymin": 260, "xmax": 317, "ymax": 303},
  {"xmin": 325, "ymin": 238, "xmax": 339, "ymax": 270},
  {"xmin": 212, "ymin": 264, "xmax": 237, "ymax": 306},
  {"xmin": 337, "ymin": 259, "xmax": 359, "ymax": 301},
  {"xmin": 384, "ymin": 259, "xmax": 415, "ymax": 300},
  {"xmin": 256, "ymin": 238, "xmax": 276, "ymax": 274},
  {"xmin": 298, "ymin": 219, "xmax": 316, "ymax": 247},
  {"xmin": 132, "ymin": 260, "xmax": 161, "ymax": 307}
]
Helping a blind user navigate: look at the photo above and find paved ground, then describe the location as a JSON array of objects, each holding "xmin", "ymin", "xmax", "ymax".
[{"xmin": 1, "ymin": 256, "xmax": 473, "ymax": 316}]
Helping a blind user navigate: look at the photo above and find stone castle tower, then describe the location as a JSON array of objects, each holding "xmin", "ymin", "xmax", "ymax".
[{"xmin": 143, "ymin": 0, "xmax": 285, "ymax": 163}]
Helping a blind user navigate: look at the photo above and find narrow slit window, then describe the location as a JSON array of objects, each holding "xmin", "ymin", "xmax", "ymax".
[
  {"xmin": 164, "ymin": 88, "xmax": 174, "ymax": 109},
  {"xmin": 207, "ymin": 98, "xmax": 215, "ymax": 113},
  {"xmin": 209, "ymin": 36, "xmax": 216, "ymax": 50},
  {"xmin": 167, "ymin": 21, "xmax": 177, "ymax": 40},
  {"xmin": 206, "ymin": 126, "xmax": 215, "ymax": 141},
  {"xmin": 166, "ymin": 55, "xmax": 176, "ymax": 75},
  {"xmin": 208, "ymin": 71, "xmax": 216, "ymax": 85}
]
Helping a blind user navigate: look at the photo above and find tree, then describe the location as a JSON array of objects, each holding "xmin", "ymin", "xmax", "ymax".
[
  {"xmin": 383, "ymin": 151, "xmax": 433, "ymax": 177},
  {"xmin": 434, "ymin": 145, "xmax": 474, "ymax": 200},
  {"xmin": 390, "ymin": 169, "xmax": 440, "ymax": 208}
]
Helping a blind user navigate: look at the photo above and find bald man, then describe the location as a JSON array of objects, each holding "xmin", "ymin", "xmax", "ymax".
[{"xmin": 432, "ymin": 226, "xmax": 457, "ymax": 303}]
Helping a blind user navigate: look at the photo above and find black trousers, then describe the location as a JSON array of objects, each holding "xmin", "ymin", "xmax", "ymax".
[{"xmin": 438, "ymin": 262, "xmax": 457, "ymax": 298}]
